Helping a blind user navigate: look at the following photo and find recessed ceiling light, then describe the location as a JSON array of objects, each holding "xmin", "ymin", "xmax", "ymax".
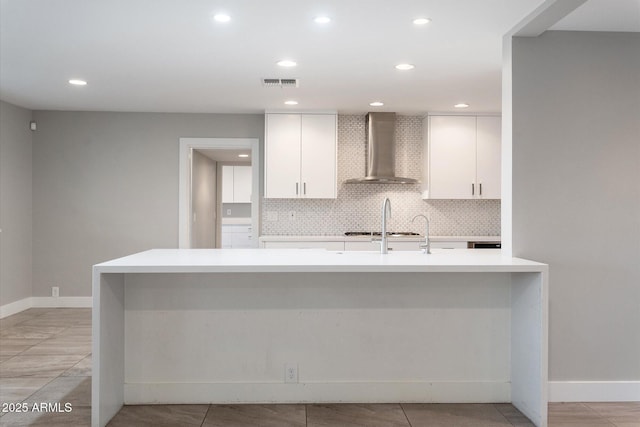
[
  {"xmin": 284, "ymin": 100, "xmax": 298, "ymax": 105},
  {"xmin": 395, "ymin": 63, "xmax": 415, "ymax": 70},
  {"xmin": 238, "ymin": 154, "xmax": 249, "ymax": 158},
  {"xmin": 369, "ymin": 101, "xmax": 384, "ymax": 107},
  {"xmin": 68, "ymin": 79, "xmax": 87, "ymax": 86},
  {"xmin": 277, "ymin": 60, "xmax": 297, "ymax": 67},
  {"xmin": 413, "ymin": 17, "xmax": 431, "ymax": 25},
  {"xmin": 213, "ymin": 13, "xmax": 231, "ymax": 23},
  {"xmin": 314, "ymin": 16, "xmax": 331, "ymax": 24},
  {"xmin": 454, "ymin": 103, "xmax": 470, "ymax": 108}
]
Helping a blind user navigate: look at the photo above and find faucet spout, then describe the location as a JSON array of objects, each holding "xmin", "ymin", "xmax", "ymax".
[
  {"xmin": 379, "ymin": 198, "xmax": 391, "ymax": 254},
  {"xmin": 412, "ymin": 214, "xmax": 431, "ymax": 254}
]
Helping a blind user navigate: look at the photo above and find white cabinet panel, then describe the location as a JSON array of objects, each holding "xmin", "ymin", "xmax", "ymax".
[
  {"xmin": 425, "ymin": 115, "xmax": 501, "ymax": 200},
  {"xmin": 476, "ymin": 116, "xmax": 501, "ymax": 199},
  {"xmin": 430, "ymin": 241, "xmax": 468, "ymax": 249},
  {"xmin": 344, "ymin": 240, "xmax": 422, "ymax": 252},
  {"xmin": 233, "ymin": 166, "xmax": 252, "ymax": 203},
  {"xmin": 222, "ymin": 165, "xmax": 252, "ymax": 203},
  {"xmin": 429, "ymin": 116, "xmax": 477, "ymax": 199},
  {"xmin": 263, "ymin": 241, "xmax": 344, "ymax": 250},
  {"xmin": 221, "ymin": 224, "xmax": 255, "ymax": 248},
  {"xmin": 265, "ymin": 113, "xmax": 336, "ymax": 199},
  {"xmin": 265, "ymin": 114, "xmax": 302, "ymax": 198},
  {"xmin": 301, "ymin": 114, "xmax": 337, "ymax": 198},
  {"xmin": 221, "ymin": 166, "xmax": 234, "ymax": 203}
]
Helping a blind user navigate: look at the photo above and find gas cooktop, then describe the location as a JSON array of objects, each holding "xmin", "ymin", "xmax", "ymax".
[{"xmin": 344, "ymin": 231, "xmax": 421, "ymax": 237}]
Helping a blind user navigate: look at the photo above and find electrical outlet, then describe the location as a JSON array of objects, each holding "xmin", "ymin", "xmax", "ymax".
[
  {"xmin": 285, "ymin": 363, "xmax": 298, "ymax": 383},
  {"xmin": 52, "ymin": 286, "xmax": 59, "ymax": 297},
  {"xmin": 288, "ymin": 211, "xmax": 296, "ymax": 221}
]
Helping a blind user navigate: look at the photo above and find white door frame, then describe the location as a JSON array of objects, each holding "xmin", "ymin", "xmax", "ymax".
[{"xmin": 179, "ymin": 138, "xmax": 260, "ymax": 248}]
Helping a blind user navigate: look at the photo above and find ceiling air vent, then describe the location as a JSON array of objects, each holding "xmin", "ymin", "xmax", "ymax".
[{"xmin": 262, "ymin": 78, "xmax": 299, "ymax": 88}]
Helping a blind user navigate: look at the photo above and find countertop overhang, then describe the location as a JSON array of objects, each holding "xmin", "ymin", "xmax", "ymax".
[{"xmin": 94, "ymin": 248, "xmax": 545, "ymax": 274}]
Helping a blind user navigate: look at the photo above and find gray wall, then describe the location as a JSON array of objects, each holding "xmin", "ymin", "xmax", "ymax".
[
  {"xmin": 512, "ymin": 31, "xmax": 640, "ymax": 381},
  {"xmin": 0, "ymin": 101, "xmax": 33, "ymax": 306},
  {"xmin": 191, "ymin": 150, "xmax": 216, "ymax": 248},
  {"xmin": 32, "ymin": 111, "xmax": 264, "ymax": 297}
]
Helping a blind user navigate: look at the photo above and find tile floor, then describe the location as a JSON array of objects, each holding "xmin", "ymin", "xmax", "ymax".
[{"xmin": 1, "ymin": 308, "xmax": 639, "ymax": 426}]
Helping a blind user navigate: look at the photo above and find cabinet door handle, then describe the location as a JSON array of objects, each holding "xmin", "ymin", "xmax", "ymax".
[
  {"xmin": 479, "ymin": 183, "xmax": 482, "ymax": 196},
  {"xmin": 472, "ymin": 183, "xmax": 475, "ymax": 195},
  {"xmin": 296, "ymin": 183, "xmax": 299, "ymax": 195},
  {"xmin": 303, "ymin": 182, "xmax": 306, "ymax": 195}
]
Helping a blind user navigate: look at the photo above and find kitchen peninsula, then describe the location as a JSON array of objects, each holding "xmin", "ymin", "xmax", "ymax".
[{"xmin": 92, "ymin": 249, "xmax": 548, "ymax": 427}]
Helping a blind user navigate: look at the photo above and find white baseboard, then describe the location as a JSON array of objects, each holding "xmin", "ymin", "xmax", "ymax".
[
  {"xmin": 0, "ymin": 296, "xmax": 93, "ymax": 318},
  {"xmin": 0, "ymin": 297, "xmax": 34, "ymax": 318},
  {"xmin": 31, "ymin": 296, "xmax": 93, "ymax": 308},
  {"xmin": 549, "ymin": 381, "xmax": 640, "ymax": 402},
  {"xmin": 124, "ymin": 381, "xmax": 511, "ymax": 405}
]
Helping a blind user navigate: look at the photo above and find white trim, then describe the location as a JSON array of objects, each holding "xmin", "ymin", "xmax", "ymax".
[
  {"xmin": 178, "ymin": 138, "xmax": 260, "ymax": 249},
  {"xmin": 549, "ymin": 381, "xmax": 640, "ymax": 402},
  {"xmin": 500, "ymin": 0, "xmax": 586, "ymax": 258},
  {"xmin": 1, "ymin": 296, "xmax": 93, "ymax": 318},
  {"xmin": 32, "ymin": 296, "xmax": 93, "ymax": 308},
  {"xmin": 124, "ymin": 381, "xmax": 510, "ymax": 405},
  {"xmin": 0, "ymin": 297, "xmax": 33, "ymax": 318}
]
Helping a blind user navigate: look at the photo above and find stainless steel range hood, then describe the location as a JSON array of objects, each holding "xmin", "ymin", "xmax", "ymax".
[{"xmin": 345, "ymin": 112, "xmax": 418, "ymax": 184}]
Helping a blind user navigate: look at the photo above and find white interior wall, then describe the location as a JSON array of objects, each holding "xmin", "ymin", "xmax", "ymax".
[
  {"xmin": 0, "ymin": 100, "xmax": 33, "ymax": 312},
  {"xmin": 191, "ymin": 151, "xmax": 216, "ymax": 248},
  {"xmin": 31, "ymin": 111, "xmax": 265, "ymax": 297},
  {"xmin": 511, "ymin": 31, "xmax": 640, "ymax": 386}
]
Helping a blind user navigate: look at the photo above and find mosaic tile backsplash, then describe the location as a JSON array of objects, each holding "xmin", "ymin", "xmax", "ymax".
[{"xmin": 261, "ymin": 115, "xmax": 501, "ymax": 236}]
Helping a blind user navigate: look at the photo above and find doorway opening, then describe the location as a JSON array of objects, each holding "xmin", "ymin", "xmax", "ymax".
[{"xmin": 178, "ymin": 138, "xmax": 260, "ymax": 248}]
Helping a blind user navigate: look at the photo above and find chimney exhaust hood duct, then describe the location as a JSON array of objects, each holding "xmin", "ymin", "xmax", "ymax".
[{"xmin": 345, "ymin": 112, "xmax": 418, "ymax": 184}]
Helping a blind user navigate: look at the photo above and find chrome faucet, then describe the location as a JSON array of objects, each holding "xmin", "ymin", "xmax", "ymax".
[
  {"xmin": 412, "ymin": 214, "xmax": 431, "ymax": 254},
  {"xmin": 376, "ymin": 198, "xmax": 392, "ymax": 254}
]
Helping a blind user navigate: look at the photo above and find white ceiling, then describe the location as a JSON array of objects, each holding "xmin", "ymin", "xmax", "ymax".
[
  {"xmin": 0, "ymin": 0, "xmax": 637, "ymax": 115},
  {"xmin": 197, "ymin": 149, "xmax": 251, "ymax": 163},
  {"xmin": 551, "ymin": 0, "xmax": 640, "ymax": 32}
]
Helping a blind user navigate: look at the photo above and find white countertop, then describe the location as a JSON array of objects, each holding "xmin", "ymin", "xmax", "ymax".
[
  {"xmin": 94, "ymin": 248, "xmax": 544, "ymax": 274},
  {"xmin": 258, "ymin": 235, "xmax": 500, "ymax": 242}
]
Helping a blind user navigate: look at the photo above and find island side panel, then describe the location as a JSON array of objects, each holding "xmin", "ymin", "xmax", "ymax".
[
  {"xmin": 122, "ymin": 271, "xmax": 512, "ymax": 404},
  {"xmin": 92, "ymin": 271, "xmax": 125, "ymax": 427},
  {"xmin": 510, "ymin": 270, "xmax": 549, "ymax": 427}
]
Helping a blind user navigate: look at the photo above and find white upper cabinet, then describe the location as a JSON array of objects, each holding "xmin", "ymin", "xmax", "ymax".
[
  {"xmin": 424, "ymin": 115, "xmax": 501, "ymax": 199},
  {"xmin": 221, "ymin": 165, "xmax": 252, "ymax": 203},
  {"xmin": 232, "ymin": 166, "xmax": 252, "ymax": 202},
  {"xmin": 265, "ymin": 113, "xmax": 337, "ymax": 199},
  {"xmin": 475, "ymin": 116, "xmax": 502, "ymax": 199}
]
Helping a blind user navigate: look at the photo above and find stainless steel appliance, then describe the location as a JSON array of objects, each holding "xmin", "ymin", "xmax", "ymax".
[{"xmin": 467, "ymin": 241, "xmax": 501, "ymax": 249}]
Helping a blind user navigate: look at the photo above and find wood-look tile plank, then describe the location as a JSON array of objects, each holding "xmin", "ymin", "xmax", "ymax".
[
  {"xmin": 20, "ymin": 339, "xmax": 91, "ymax": 357},
  {"xmin": 548, "ymin": 403, "xmax": 615, "ymax": 425},
  {"xmin": 585, "ymin": 402, "xmax": 640, "ymax": 423},
  {"xmin": 307, "ymin": 403, "xmax": 410, "ymax": 427},
  {"xmin": 0, "ymin": 338, "xmax": 45, "ymax": 356},
  {"xmin": 203, "ymin": 404, "xmax": 306, "ymax": 427},
  {"xmin": 0, "ymin": 354, "xmax": 84, "ymax": 378},
  {"xmin": 0, "ymin": 377, "xmax": 54, "ymax": 403},
  {"xmin": 0, "ymin": 406, "xmax": 91, "ymax": 426},
  {"xmin": 61, "ymin": 354, "xmax": 92, "ymax": 377},
  {"xmin": 22, "ymin": 376, "xmax": 91, "ymax": 407},
  {"xmin": 494, "ymin": 403, "xmax": 535, "ymax": 426},
  {"xmin": 106, "ymin": 404, "xmax": 209, "ymax": 427},
  {"xmin": 402, "ymin": 403, "xmax": 511, "ymax": 427},
  {"xmin": 0, "ymin": 326, "xmax": 66, "ymax": 340}
]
